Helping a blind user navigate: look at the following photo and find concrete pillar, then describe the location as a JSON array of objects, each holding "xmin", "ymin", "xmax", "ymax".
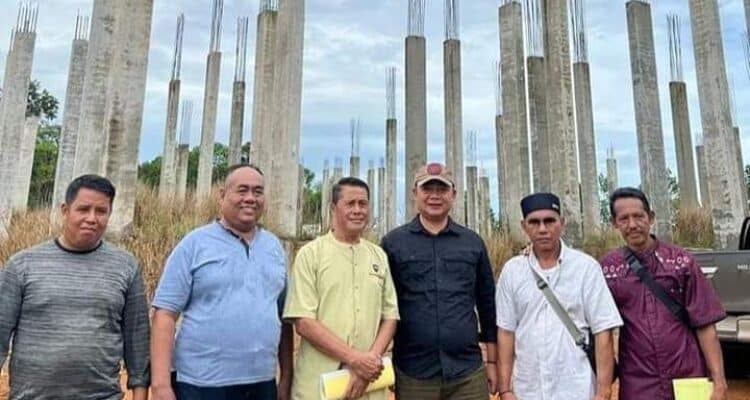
[
  {"xmin": 105, "ymin": 0, "xmax": 154, "ymax": 234},
  {"xmin": 626, "ymin": 0, "xmax": 671, "ymax": 238},
  {"xmin": 544, "ymin": 0, "xmax": 582, "ymax": 244},
  {"xmin": 466, "ymin": 165, "xmax": 478, "ymax": 232},
  {"xmin": 267, "ymin": 0, "xmax": 305, "ymax": 239},
  {"xmin": 386, "ymin": 118, "xmax": 397, "ymax": 231},
  {"xmin": 53, "ymin": 29, "xmax": 89, "ymax": 208},
  {"xmin": 495, "ymin": 114, "xmax": 510, "ymax": 230},
  {"xmin": 499, "ymin": 2, "xmax": 529, "ymax": 236},
  {"xmin": 159, "ymin": 79, "xmax": 181, "ymax": 199},
  {"xmin": 297, "ymin": 163, "xmax": 305, "ymax": 237},
  {"xmin": 669, "ymin": 81, "xmax": 699, "ymax": 210},
  {"xmin": 606, "ymin": 153, "xmax": 619, "ymax": 199},
  {"xmin": 444, "ymin": 38, "xmax": 464, "ymax": 224},
  {"xmin": 405, "ymin": 35, "xmax": 427, "ymax": 218},
  {"xmin": 378, "ymin": 163, "xmax": 386, "ymax": 236},
  {"xmin": 573, "ymin": 61, "xmax": 601, "ymax": 234},
  {"xmin": 320, "ymin": 161, "xmax": 330, "ymax": 230},
  {"xmin": 196, "ymin": 51, "xmax": 222, "ymax": 197},
  {"xmin": 351, "ymin": 157, "xmax": 361, "ymax": 178},
  {"xmin": 73, "ymin": 0, "xmax": 119, "ymax": 177},
  {"xmin": 528, "ymin": 56, "xmax": 550, "ymax": 192},
  {"xmin": 696, "ymin": 143, "xmax": 710, "ymax": 208},
  {"xmin": 480, "ymin": 174, "xmax": 491, "ymax": 237},
  {"xmin": 366, "ymin": 161, "xmax": 375, "ymax": 229},
  {"xmin": 0, "ymin": 13, "xmax": 36, "ymax": 218},
  {"xmin": 229, "ymin": 81, "xmax": 246, "ymax": 165},
  {"xmin": 745, "ymin": 0, "xmax": 750, "ymax": 41},
  {"xmin": 13, "ymin": 117, "xmax": 40, "ymax": 210},
  {"xmin": 175, "ymin": 144, "xmax": 189, "ymax": 202},
  {"xmin": 734, "ymin": 126, "xmax": 747, "ymax": 213},
  {"xmin": 249, "ymin": 6, "xmax": 278, "ymax": 177},
  {"xmin": 689, "ymin": 0, "xmax": 746, "ymax": 247}
]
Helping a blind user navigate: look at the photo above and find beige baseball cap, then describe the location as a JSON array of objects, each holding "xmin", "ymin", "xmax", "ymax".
[{"xmin": 413, "ymin": 162, "xmax": 455, "ymax": 188}]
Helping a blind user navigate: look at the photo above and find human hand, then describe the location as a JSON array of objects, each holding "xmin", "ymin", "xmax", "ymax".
[
  {"xmin": 277, "ymin": 375, "xmax": 292, "ymax": 400},
  {"xmin": 499, "ymin": 391, "xmax": 517, "ymax": 400},
  {"xmin": 344, "ymin": 372, "xmax": 370, "ymax": 399},
  {"xmin": 151, "ymin": 384, "xmax": 176, "ymax": 400},
  {"xmin": 347, "ymin": 351, "xmax": 383, "ymax": 382},
  {"xmin": 710, "ymin": 382, "xmax": 728, "ymax": 400},
  {"xmin": 485, "ymin": 363, "xmax": 498, "ymax": 394}
]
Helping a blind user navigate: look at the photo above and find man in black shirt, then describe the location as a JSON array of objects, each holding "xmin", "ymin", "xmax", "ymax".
[{"xmin": 381, "ymin": 162, "xmax": 497, "ymax": 400}]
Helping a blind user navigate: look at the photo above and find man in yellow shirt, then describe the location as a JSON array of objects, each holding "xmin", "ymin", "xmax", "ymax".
[{"xmin": 284, "ymin": 177, "xmax": 400, "ymax": 400}]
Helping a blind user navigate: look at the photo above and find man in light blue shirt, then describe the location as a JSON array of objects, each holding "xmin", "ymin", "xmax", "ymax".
[{"xmin": 150, "ymin": 164, "xmax": 293, "ymax": 400}]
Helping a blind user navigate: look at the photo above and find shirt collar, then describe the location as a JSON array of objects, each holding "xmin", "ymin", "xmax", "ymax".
[
  {"xmin": 529, "ymin": 239, "xmax": 568, "ymax": 267},
  {"xmin": 215, "ymin": 219, "xmax": 260, "ymax": 245},
  {"xmin": 408, "ymin": 215, "xmax": 461, "ymax": 236}
]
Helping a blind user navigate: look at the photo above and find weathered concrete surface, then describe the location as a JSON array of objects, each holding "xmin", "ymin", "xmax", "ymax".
[
  {"xmin": 444, "ymin": 38, "xmax": 464, "ymax": 224},
  {"xmin": 573, "ymin": 62, "xmax": 601, "ymax": 233},
  {"xmin": 690, "ymin": 0, "xmax": 746, "ymax": 248},
  {"xmin": 366, "ymin": 165, "xmax": 375, "ymax": 229},
  {"xmin": 734, "ymin": 126, "xmax": 748, "ymax": 214},
  {"xmin": 350, "ymin": 157, "xmax": 361, "ymax": 178},
  {"xmin": 466, "ymin": 166, "xmax": 478, "ymax": 231},
  {"xmin": 696, "ymin": 144, "xmax": 710, "ymax": 208},
  {"xmin": 53, "ymin": 38, "xmax": 89, "ymax": 207},
  {"xmin": 196, "ymin": 51, "xmax": 222, "ymax": 198},
  {"xmin": 105, "ymin": 0, "xmax": 154, "ymax": 234},
  {"xmin": 228, "ymin": 81, "xmax": 246, "ymax": 165},
  {"xmin": 500, "ymin": 2, "xmax": 530, "ymax": 235},
  {"xmin": 495, "ymin": 114, "xmax": 512, "ymax": 232},
  {"xmin": 626, "ymin": 0, "xmax": 671, "ymax": 238},
  {"xmin": 249, "ymin": 9, "xmax": 278, "ymax": 177},
  {"xmin": 528, "ymin": 56, "xmax": 550, "ymax": 192},
  {"xmin": 405, "ymin": 35, "xmax": 427, "ymax": 218},
  {"xmin": 669, "ymin": 81, "xmax": 699, "ymax": 210},
  {"xmin": 606, "ymin": 155, "xmax": 619, "ymax": 198},
  {"xmin": 0, "ymin": 31, "xmax": 35, "ymax": 217},
  {"xmin": 480, "ymin": 175, "xmax": 491, "ymax": 237},
  {"xmin": 267, "ymin": 0, "xmax": 304, "ymax": 239},
  {"xmin": 159, "ymin": 79, "xmax": 181, "ymax": 199},
  {"xmin": 386, "ymin": 118, "xmax": 397, "ymax": 230},
  {"xmin": 175, "ymin": 144, "xmax": 189, "ymax": 201},
  {"xmin": 13, "ymin": 117, "xmax": 40, "ymax": 210},
  {"xmin": 320, "ymin": 165, "xmax": 330, "ymax": 231},
  {"xmin": 378, "ymin": 165, "xmax": 386, "ymax": 236},
  {"xmin": 544, "ymin": 0, "xmax": 582, "ymax": 244},
  {"xmin": 73, "ymin": 0, "xmax": 119, "ymax": 177}
]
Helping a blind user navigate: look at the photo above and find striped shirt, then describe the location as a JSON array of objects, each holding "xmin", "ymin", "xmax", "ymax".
[{"xmin": 0, "ymin": 240, "xmax": 150, "ymax": 400}]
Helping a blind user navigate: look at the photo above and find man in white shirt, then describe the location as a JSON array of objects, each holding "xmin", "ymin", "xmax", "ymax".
[{"xmin": 495, "ymin": 192, "xmax": 622, "ymax": 400}]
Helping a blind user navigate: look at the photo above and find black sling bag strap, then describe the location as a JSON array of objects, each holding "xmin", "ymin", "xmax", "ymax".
[{"xmin": 623, "ymin": 247, "xmax": 692, "ymax": 327}]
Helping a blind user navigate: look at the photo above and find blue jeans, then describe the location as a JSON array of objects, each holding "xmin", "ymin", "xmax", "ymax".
[{"xmin": 173, "ymin": 376, "xmax": 277, "ymax": 400}]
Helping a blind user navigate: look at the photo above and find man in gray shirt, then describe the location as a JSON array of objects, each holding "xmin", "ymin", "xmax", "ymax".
[{"xmin": 0, "ymin": 175, "xmax": 150, "ymax": 400}]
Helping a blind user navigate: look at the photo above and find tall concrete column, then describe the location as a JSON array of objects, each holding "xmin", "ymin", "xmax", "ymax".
[
  {"xmin": 320, "ymin": 160, "xmax": 330, "ymax": 230},
  {"xmin": 495, "ymin": 111, "xmax": 510, "ymax": 230},
  {"xmin": 734, "ymin": 126, "xmax": 747, "ymax": 212},
  {"xmin": 267, "ymin": 0, "xmax": 305, "ymax": 239},
  {"xmin": 196, "ymin": 0, "xmax": 224, "ymax": 198},
  {"xmin": 13, "ymin": 117, "xmax": 40, "ymax": 210},
  {"xmin": 73, "ymin": 0, "xmax": 118, "ymax": 177},
  {"xmin": 367, "ymin": 160, "xmax": 376, "ymax": 202},
  {"xmin": 378, "ymin": 160, "xmax": 386, "ymax": 236},
  {"xmin": 444, "ymin": 0, "xmax": 464, "ymax": 224},
  {"xmin": 544, "ymin": 0, "xmax": 582, "ymax": 243},
  {"xmin": 525, "ymin": 0, "xmax": 549, "ymax": 192},
  {"xmin": 159, "ymin": 15, "xmax": 184, "ymax": 200},
  {"xmin": 0, "ymin": 5, "xmax": 37, "ymax": 221},
  {"xmin": 229, "ymin": 17, "xmax": 249, "ymax": 165},
  {"xmin": 480, "ymin": 174, "xmax": 491, "ymax": 237},
  {"xmin": 105, "ymin": 0, "xmax": 155, "ymax": 234},
  {"xmin": 175, "ymin": 100, "xmax": 193, "ymax": 202},
  {"xmin": 695, "ymin": 142, "xmax": 710, "ymax": 208},
  {"xmin": 53, "ymin": 15, "xmax": 89, "ymax": 207},
  {"xmin": 466, "ymin": 165, "xmax": 478, "ymax": 231},
  {"xmin": 606, "ymin": 147, "xmax": 619, "ymax": 198},
  {"xmin": 626, "ymin": 0, "xmax": 671, "ymax": 238},
  {"xmin": 499, "ymin": 1, "xmax": 529, "ymax": 235},
  {"xmin": 249, "ymin": 1, "xmax": 279, "ymax": 176},
  {"xmin": 690, "ymin": 0, "xmax": 746, "ymax": 247},
  {"xmin": 385, "ymin": 67, "xmax": 398, "ymax": 231},
  {"xmin": 405, "ymin": 0, "xmax": 427, "ymax": 218}
]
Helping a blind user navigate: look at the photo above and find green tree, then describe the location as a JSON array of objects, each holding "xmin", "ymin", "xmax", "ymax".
[
  {"xmin": 27, "ymin": 80, "xmax": 59, "ymax": 122},
  {"xmin": 598, "ymin": 173, "xmax": 611, "ymax": 224},
  {"xmin": 139, "ymin": 143, "xmax": 231, "ymax": 189},
  {"xmin": 28, "ymin": 124, "xmax": 60, "ymax": 208},
  {"xmin": 301, "ymin": 168, "xmax": 321, "ymax": 224}
]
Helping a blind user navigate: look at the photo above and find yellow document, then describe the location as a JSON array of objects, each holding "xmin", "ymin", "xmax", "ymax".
[
  {"xmin": 672, "ymin": 377, "xmax": 713, "ymax": 400},
  {"xmin": 319, "ymin": 357, "xmax": 395, "ymax": 400}
]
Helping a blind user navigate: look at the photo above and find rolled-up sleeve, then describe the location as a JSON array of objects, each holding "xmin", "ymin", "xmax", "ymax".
[
  {"xmin": 0, "ymin": 258, "xmax": 23, "ymax": 361},
  {"xmin": 152, "ymin": 239, "xmax": 193, "ymax": 313},
  {"xmin": 476, "ymin": 244, "xmax": 497, "ymax": 342},
  {"xmin": 123, "ymin": 262, "xmax": 151, "ymax": 388}
]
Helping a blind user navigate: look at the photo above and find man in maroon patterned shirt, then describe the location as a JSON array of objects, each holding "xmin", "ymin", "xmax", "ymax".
[{"xmin": 600, "ymin": 187, "xmax": 728, "ymax": 400}]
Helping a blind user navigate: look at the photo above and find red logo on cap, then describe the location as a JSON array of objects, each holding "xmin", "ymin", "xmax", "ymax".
[{"xmin": 427, "ymin": 163, "xmax": 442, "ymax": 175}]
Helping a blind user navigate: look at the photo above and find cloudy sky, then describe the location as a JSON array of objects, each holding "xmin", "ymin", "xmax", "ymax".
[{"xmin": 1, "ymin": 0, "xmax": 748, "ymax": 221}]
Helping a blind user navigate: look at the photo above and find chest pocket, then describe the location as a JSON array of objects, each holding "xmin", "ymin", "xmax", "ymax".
[
  {"xmin": 394, "ymin": 252, "xmax": 433, "ymax": 292},
  {"xmin": 441, "ymin": 250, "xmax": 477, "ymax": 291}
]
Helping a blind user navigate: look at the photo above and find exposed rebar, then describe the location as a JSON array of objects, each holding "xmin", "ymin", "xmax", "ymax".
[
  {"xmin": 74, "ymin": 11, "xmax": 89, "ymax": 41},
  {"xmin": 334, "ymin": 157, "xmax": 343, "ymax": 170},
  {"xmin": 260, "ymin": 0, "xmax": 279, "ymax": 12},
  {"xmin": 380, "ymin": 157, "xmax": 385, "ymax": 168},
  {"xmin": 570, "ymin": 0, "xmax": 588, "ymax": 63},
  {"xmin": 607, "ymin": 145, "xmax": 614, "ymax": 159},
  {"xmin": 667, "ymin": 14, "xmax": 683, "ymax": 82},
  {"xmin": 408, "ymin": 0, "xmax": 426, "ymax": 37},
  {"xmin": 494, "ymin": 60, "xmax": 503, "ymax": 116},
  {"xmin": 445, "ymin": 0, "xmax": 460, "ymax": 40},
  {"xmin": 171, "ymin": 14, "xmax": 185, "ymax": 81},
  {"xmin": 209, "ymin": 0, "xmax": 224, "ymax": 53},
  {"xmin": 466, "ymin": 130, "xmax": 477, "ymax": 166},
  {"xmin": 234, "ymin": 16, "xmax": 249, "ymax": 82},
  {"xmin": 179, "ymin": 100, "xmax": 194, "ymax": 145},
  {"xmin": 350, "ymin": 118, "xmax": 361, "ymax": 157},
  {"xmin": 386, "ymin": 67, "xmax": 397, "ymax": 120},
  {"xmin": 523, "ymin": 0, "xmax": 544, "ymax": 57},
  {"xmin": 15, "ymin": 2, "xmax": 38, "ymax": 34}
]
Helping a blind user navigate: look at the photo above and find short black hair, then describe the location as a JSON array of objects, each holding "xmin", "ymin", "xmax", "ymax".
[
  {"xmin": 226, "ymin": 163, "xmax": 264, "ymax": 177},
  {"xmin": 332, "ymin": 177, "xmax": 370, "ymax": 204},
  {"xmin": 65, "ymin": 175, "xmax": 116, "ymax": 205},
  {"xmin": 609, "ymin": 186, "xmax": 651, "ymax": 219}
]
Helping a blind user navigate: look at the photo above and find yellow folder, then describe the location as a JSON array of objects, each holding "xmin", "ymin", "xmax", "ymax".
[
  {"xmin": 672, "ymin": 377, "xmax": 713, "ymax": 400},
  {"xmin": 319, "ymin": 357, "xmax": 395, "ymax": 400}
]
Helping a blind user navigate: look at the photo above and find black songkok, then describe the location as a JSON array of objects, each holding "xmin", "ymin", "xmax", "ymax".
[{"xmin": 520, "ymin": 192, "xmax": 561, "ymax": 218}]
